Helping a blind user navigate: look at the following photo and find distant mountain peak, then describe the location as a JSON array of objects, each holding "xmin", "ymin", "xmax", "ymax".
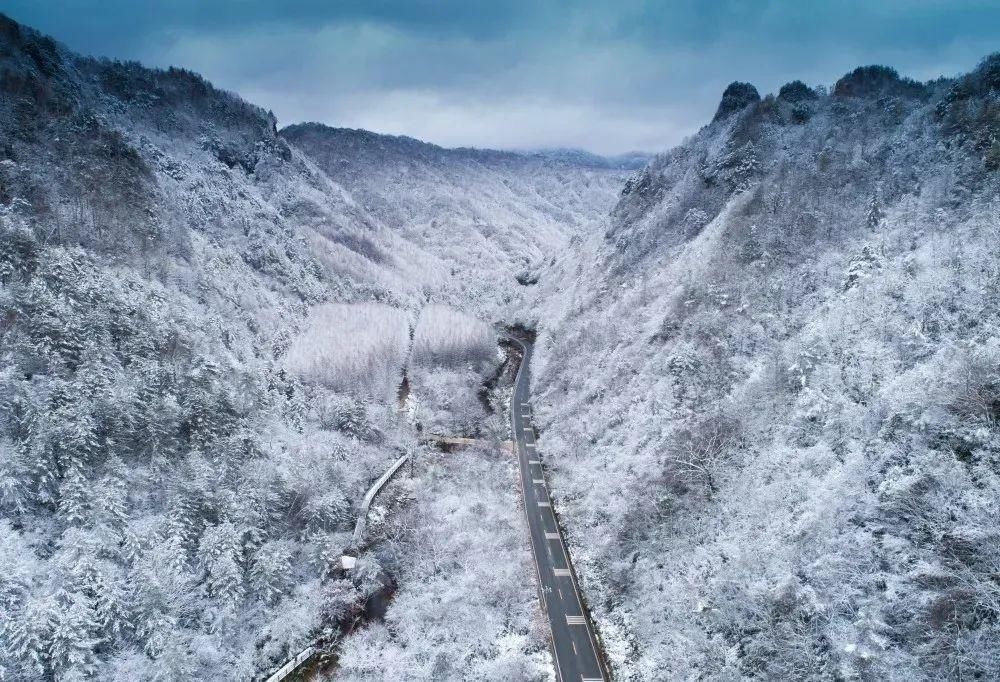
[
  {"xmin": 833, "ymin": 64, "xmax": 926, "ymax": 98},
  {"xmin": 713, "ymin": 81, "xmax": 761, "ymax": 122}
]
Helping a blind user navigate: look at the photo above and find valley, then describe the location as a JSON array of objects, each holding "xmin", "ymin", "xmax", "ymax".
[{"xmin": 1, "ymin": 10, "xmax": 999, "ymax": 682}]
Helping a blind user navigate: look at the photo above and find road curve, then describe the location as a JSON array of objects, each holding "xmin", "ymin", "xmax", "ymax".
[{"xmin": 509, "ymin": 336, "xmax": 607, "ymax": 682}]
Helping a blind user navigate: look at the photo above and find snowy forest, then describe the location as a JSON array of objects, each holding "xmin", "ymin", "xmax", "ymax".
[
  {"xmin": 2, "ymin": 8, "xmax": 1000, "ymax": 681},
  {"xmin": 530, "ymin": 61, "xmax": 1000, "ymax": 679},
  {"xmin": 0, "ymin": 15, "xmax": 622, "ymax": 679}
]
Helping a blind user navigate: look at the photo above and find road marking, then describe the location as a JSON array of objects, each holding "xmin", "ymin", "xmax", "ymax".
[
  {"xmin": 528, "ymin": 459, "xmax": 540, "ymax": 464},
  {"xmin": 557, "ymin": 587, "xmax": 563, "ymax": 599},
  {"xmin": 523, "ymin": 426, "xmax": 533, "ymax": 432},
  {"xmin": 525, "ymin": 443, "xmax": 536, "ymax": 449},
  {"xmin": 513, "ymin": 339, "xmax": 608, "ymax": 682},
  {"xmin": 509, "ymin": 339, "xmax": 566, "ymax": 682},
  {"xmin": 553, "ymin": 568, "xmax": 572, "ymax": 577},
  {"xmin": 537, "ymin": 501, "xmax": 550, "ymax": 507},
  {"xmin": 566, "ymin": 615, "xmax": 586, "ymax": 625},
  {"xmin": 571, "ymin": 641, "xmax": 578, "ymax": 655},
  {"xmin": 520, "ymin": 402, "xmax": 530, "ymax": 407},
  {"xmin": 545, "ymin": 532, "xmax": 560, "ymax": 539},
  {"xmin": 533, "ymin": 478, "xmax": 545, "ymax": 484}
]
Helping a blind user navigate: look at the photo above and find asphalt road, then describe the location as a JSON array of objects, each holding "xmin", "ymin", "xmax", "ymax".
[{"xmin": 509, "ymin": 336, "xmax": 607, "ymax": 682}]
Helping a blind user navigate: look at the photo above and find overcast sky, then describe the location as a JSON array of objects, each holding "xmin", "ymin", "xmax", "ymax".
[{"xmin": 4, "ymin": 1, "xmax": 999, "ymax": 154}]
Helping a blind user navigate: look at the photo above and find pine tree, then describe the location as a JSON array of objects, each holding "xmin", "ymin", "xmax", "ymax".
[
  {"xmin": 6, "ymin": 596, "xmax": 53, "ymax": 677},
  {"xmin": 248, "ymin": 541, "xmax": 292, "ymax": 604},
  {"xmin": 197, "ymin": 522, "xmax": 245, "ymax": 610},
  {"xmin": 0, "ymin": 437, "xmax": 28, "ymax": 514},
  {"xmin": 866, "ymin": 191, "xmax": 883, "ymax": 230},
  {"xmin": 93, "ymin": 458, "xmax": 129, "ymax": 538},
  {"xmin": 337, "ymin": 399, "xmax": 369, "ymax": 439},
  {"xmin": 131, "ymin": 540, "xmax": 196, "ymax": 659},
  {"xmin": 9, "ymin": 388, "xmax": 59, "ymax": 507},
  {"xmin": 57, "ymin": 466, "xmax": 91, "ymax": 527},
  {"xmin": 166, "ymin": 491, "xmax": 198, "ymax": 568},
  {"xmin": 94, "ymin": 571, "xmax": 133, "ymax": 647},
  {"xmin": 49, "ymin": 590, "xmax": 100, "ymax": 679}
]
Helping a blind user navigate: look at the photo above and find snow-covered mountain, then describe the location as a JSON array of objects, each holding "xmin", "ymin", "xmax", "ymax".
[
  {"xmin": 0, "ymin": 14, "xmax": 623, "ymax": 679},
  {"xmin": 531, "ymin": 59, "xmax": 1000, "ymax": 679},
  {"xmin": 282, "ymin": 123, "xmax": 630, "ymax": 314},
  {"xmin": 3, "ymin": 8, "xmax": 1000, "ymax": 681}
]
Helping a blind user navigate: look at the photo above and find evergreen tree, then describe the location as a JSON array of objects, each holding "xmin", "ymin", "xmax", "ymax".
[
  {"xmin": 197, "ymin": 522, "xmax": 245, "ymax": 610},
  {"xmin": 866, "ymin": 191, "xmax": 884, "ymax": 229},
  {"xmin": 49, "ymin": 590, "xmax": 100, "ymax": 679},
  {"xmin": 6, "ymin": 595, "xmax": 55, "ymax": 678}
]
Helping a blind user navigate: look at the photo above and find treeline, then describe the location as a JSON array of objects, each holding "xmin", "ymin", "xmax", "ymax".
[{"xmin": 410, "ymin": 304, "xmax": 496, "ymax": 371}]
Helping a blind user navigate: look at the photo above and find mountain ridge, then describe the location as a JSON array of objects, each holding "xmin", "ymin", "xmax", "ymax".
[{"xmin": 281, "ymin": 123, "xmax": 651, "ymax": 170}]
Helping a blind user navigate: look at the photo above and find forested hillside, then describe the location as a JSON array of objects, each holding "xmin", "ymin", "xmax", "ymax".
[
  {"xmin": 531, "ymin": 58, "xmax": 1000, "ymax": 679},
  {"xmin": 282, "ymin": 123, "xmax": 631, "ymax": 315},
  {"xmin": 0, "ymin": 15, "xmax": 624, "ymax": 679},
  {"xmin": 0, "ymin": 14, "xmax": 418, "ymax": 678}
]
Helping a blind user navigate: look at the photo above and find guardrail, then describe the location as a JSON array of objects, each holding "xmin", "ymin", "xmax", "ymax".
[
  {"xmin": 261, "ymin": 451, "xmax": 409, "ymax": 681},
  {"xmin": 262, "ymin": 645, "xmax": 315, "ymax": 682},
  {"xmin": 350, "ymin": 452, "xmax": 409, "ymax": 549}
]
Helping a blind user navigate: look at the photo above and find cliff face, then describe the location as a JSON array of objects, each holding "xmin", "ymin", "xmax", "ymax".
[{"xmin": 531, "ymin": 55, "xmax": 1000, "ymax": 679}]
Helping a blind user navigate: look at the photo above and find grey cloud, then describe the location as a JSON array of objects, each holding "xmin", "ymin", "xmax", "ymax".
[{"xmin": 3, "ymin": 1, "xmax": 998, "ymax": 153}]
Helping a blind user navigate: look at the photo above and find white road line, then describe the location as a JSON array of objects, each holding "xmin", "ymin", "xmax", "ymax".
[
  {"xmin": 566, "ymin": 615, "xmax": 586, "ymax": 625},
  {"xmin": 523, "ymin": 426, "xmax": 533, "ymax": 432},
  {"xmin": 553, "ymin": 568, "xmax": 572, "ymax": 576},
  {"xmin": 557, "ymin": 586, "xmax": 563, "ymax": 599},
  {"xmin": 528, "ymin": 459, "xmax": 540, "ymax": 464},
  {"xmin": 520, "ymin": 402, "xmax": 530, "ymax": 407},
  {"xmin": 525, "ymin": 443, "xmax": 536, "ymax": 449},
  {"xmin": 545, "ymin": 532, "xmax": 560, "ymax": 539},
  {"xmin": 509, "ymin": 338, "xmax": 566, "ymax": 682},
  {"xmin": 571, "ymin": 641, "xmax": 578, "ymax": 655},
  {"xmin": 582, "ymin": 678, "xmax": 605, "ymax": 682},
  {"xmin": 533, "ymin": 478, "xmax": 545, "ymax": 484},
  {"xmin": 537, "ymin": 501, "xmax": 551, "ymax": 507}
]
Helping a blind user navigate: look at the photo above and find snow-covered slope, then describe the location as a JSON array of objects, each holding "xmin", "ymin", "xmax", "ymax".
[
  {"xmin": 282, "ymin": 123, "xmax": 631, "ymax": 316},
  {"xmin": 531, "ymin": 60, "xmax": 1000, "ymax": 679},
  {"xmin": 0, "ymin": 15, "xmax": 431, "ymax": 679},
  {"xmin": 0, "ymin": 15, "xmax": 619, "ymax": 679}
]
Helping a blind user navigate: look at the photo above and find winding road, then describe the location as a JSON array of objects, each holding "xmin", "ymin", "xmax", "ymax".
[{"xmin": 509, "ymin": 336, "xmax": 607, "ymax": 682}]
